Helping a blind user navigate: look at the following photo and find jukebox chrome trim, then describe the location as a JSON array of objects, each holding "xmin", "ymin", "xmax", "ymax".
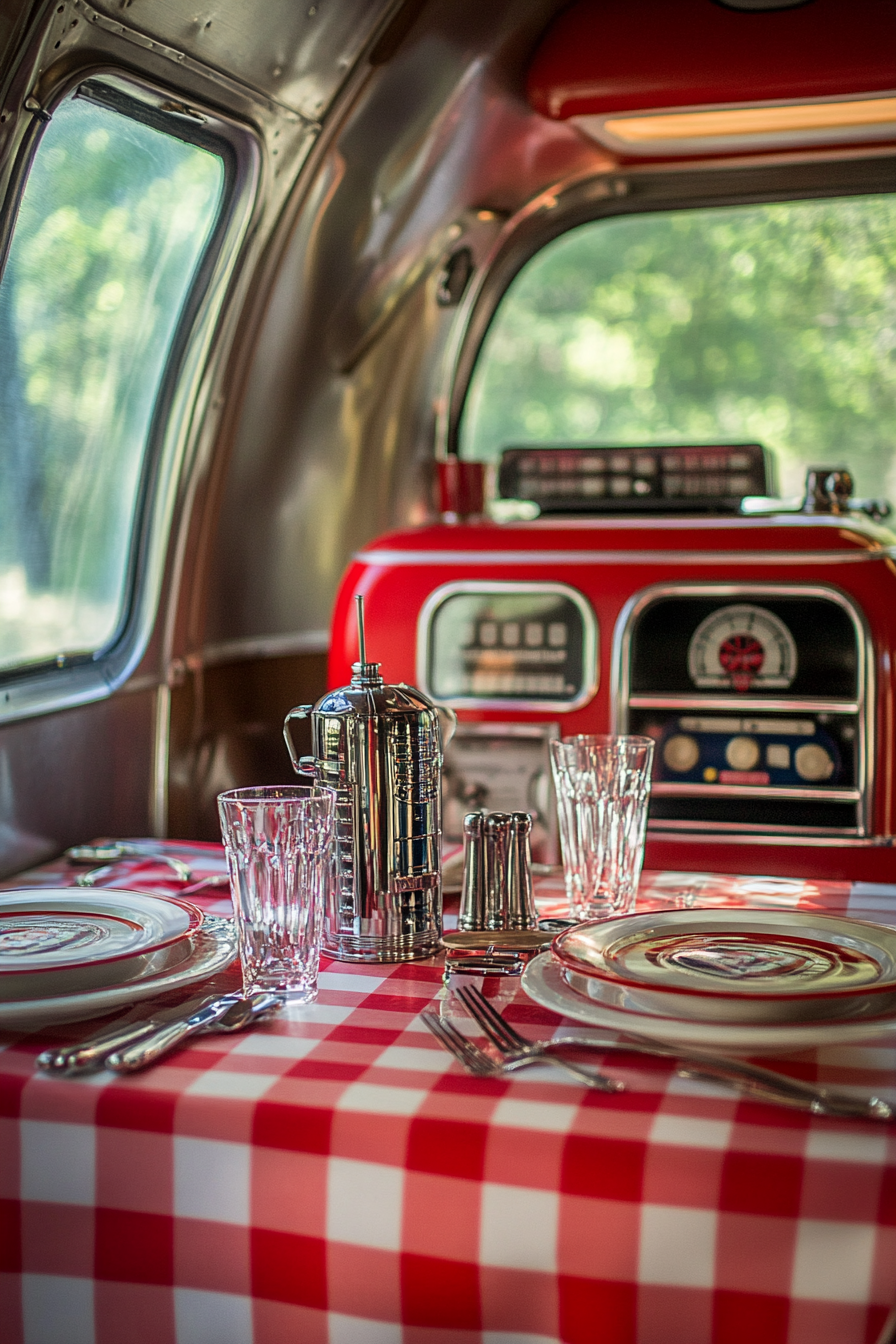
[
  {"xmin": 627, "ymin": 695, "xmax": 861, "ymax": 715},
  {"xmin": 651, "ymin": 817, "xmax": 861, "ymax": 836},
  {"xmin": 611, "ymin": 581, "xmax": 874, "ymax": 838},
  {"xmin": 416, "ymin": 579, "xmax": 598, "ymax": 712},
  {"xmin": 358, "ymin": 545, "xmax": 896, "ymax": 569},
  {"xmin": 652, "ymin": 829, "xmax": 893, "ymax": 848},
  {"xmin": 651, "ymin": 783, "xmax": 861, "ymax": 802}
]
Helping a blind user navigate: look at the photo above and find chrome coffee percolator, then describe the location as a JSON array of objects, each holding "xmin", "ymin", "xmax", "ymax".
[{"xmin": 283, "ymin": 596, "xmax": 448, "ymax": 962}]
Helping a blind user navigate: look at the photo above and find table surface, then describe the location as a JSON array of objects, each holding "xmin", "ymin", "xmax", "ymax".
[{"xmin": 3, "ymin": 845, "xmax": 896, "ymax": 1344}]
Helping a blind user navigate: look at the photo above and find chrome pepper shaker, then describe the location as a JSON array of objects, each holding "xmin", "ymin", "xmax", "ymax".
[
  {"xmin": 484, "ymin": 812, "xmax": 513, "ymax": 931},
  {"xmin": 506, "ymin": 812, "xmax": 538, "ymax": 931},
  {"xmin": 283, "ymin": 596, "xmax": 447, "ymax": 962}
]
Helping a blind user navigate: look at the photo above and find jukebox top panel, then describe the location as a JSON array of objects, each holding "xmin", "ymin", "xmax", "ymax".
[{"xmin": 497, "ymin": 443, "xmax": 770, "ymax": 514}]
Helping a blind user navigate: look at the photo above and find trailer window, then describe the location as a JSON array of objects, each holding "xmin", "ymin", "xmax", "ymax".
[
  {"xmin": 0, "ymin": 91, "xmax": 224, "ymax": 675},
  {"xmin": 461, "ymin": 195, "xmax": 896, "ymax": 501}
]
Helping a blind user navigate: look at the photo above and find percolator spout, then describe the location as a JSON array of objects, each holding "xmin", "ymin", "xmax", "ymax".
[
  {"xmin": 351, "ymin": 593, "xmax": 383, "ymax": 685},
  {"xmin": 356, "ymin": 593, "xmax": 366, "ymax": 663}
]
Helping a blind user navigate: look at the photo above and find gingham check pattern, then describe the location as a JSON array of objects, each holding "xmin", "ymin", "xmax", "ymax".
[{"xmin": 2, "ymin": 843, "xmax": 896, "ymax": 1344}]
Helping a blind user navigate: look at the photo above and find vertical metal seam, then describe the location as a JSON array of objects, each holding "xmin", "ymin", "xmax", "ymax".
[{"xmin": 151, "ymin": 683, "xmax": 171, "ymax": 837}]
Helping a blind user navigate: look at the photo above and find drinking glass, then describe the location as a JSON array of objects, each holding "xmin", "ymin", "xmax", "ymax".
[
  {"xmin": 550, "ymin": 735, "xmax": 654, "ymax": 921},
  {"xmin": 217, "ymin": 785, "xmax": 335, "ymax": 1001}
]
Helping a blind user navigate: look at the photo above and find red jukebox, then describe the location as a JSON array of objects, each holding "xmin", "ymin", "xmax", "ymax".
[{"xmin": 329, "ymin": 490, "xmax": 896, "ymax": 885}]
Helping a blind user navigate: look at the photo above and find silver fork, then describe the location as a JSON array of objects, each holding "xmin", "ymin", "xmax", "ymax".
[
  {"xmin": 456, "ymin": 983, "xmax": 894, "ymax": 1123},
  {"xmin": 422, "ymin": 1011, "xmax": 623, "ymax": 1093}
]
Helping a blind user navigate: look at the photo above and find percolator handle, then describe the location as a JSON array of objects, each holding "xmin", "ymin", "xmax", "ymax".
[{"xmin": 283, "ymin": 705, "xmax": 315, "ymax": 775}]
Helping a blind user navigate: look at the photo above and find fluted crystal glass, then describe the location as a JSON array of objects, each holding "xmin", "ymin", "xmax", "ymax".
[
  {"xmin": 550, "ymin": 735, "xmax": 654, "ymax": 921},
  {"xmin": 218, "ymin": 786, "xmax": 334, "ymax": 1001}
]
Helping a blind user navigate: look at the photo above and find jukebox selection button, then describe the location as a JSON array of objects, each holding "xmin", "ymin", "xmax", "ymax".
[
  {"xmin": 663, "ymin": 734, "xmax": 700, "ymax": 773},
  {"xmin": 794, "ymin": 742, "xmax": 835, "ymax": 782},
  {"xmin": 766, "ymin": 743, "xmax": 790, "ymax": 770},
  {"xmin": 725, "ymin": 735, "xmax": 760, "ymax": 771}
]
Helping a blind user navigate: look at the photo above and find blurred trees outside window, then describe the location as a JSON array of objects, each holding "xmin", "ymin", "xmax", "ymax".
[
  {"xmin": 461, "ymin": 195, "xmax": 896, "ymax": 501},
  {"xmin": 0, "ymin": 91, "xmax": 223, "ymax": 673}
]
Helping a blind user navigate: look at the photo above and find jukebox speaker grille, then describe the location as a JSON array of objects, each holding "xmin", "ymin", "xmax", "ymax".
[{"xmin": 614, "ymin": 584, "xmax": 870, "ymax": 837}]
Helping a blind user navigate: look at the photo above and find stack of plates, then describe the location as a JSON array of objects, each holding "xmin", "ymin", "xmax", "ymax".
[
  {"xmin": 0, "ymin": 889, "xmax": 235, "ymax": 1028},
  {"xmin": 522, "ymin": 908, "xmax": 896, "ymax": 1052}
]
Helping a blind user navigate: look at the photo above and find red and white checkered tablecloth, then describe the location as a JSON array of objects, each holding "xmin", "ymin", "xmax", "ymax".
[{"xmin": 3, "ymin": 843, "xmax": 896, "ymax": 1344}]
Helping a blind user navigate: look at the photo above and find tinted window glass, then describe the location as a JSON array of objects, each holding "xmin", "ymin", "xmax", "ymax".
[
  {"xmin": 0, "ymin": 92, "xmax": 223, "ymax": 673},
  {"xmin": 461, "ymin": 196, "xmax": 896, "ymax": 500}
]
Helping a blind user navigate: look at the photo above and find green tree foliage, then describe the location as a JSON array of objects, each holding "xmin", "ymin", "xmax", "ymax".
[
  {"xmin": 0, "ymin": 93, "xmax": 222, "ymax": 669},
  {"xmin": 461, "ymin": 196, "xmax": 896, "ymax": 500}
]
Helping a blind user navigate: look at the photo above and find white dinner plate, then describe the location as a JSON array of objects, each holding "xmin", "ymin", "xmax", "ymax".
[
  {"xmin": 0, "ymin": 888, "xmax": 202, "ymax": 976},
  {"xmin": 521, "ymin": 952, "xmax": 896, "ymax": 1053},
  {"xmin": 0, "ymin": 919, "xmax": 237, "ymax": 1029}
]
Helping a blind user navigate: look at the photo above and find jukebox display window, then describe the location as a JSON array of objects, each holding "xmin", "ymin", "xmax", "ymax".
[
  {"xmin": 617, "ymin": 586, "xmax": 868, "ymax": 835},
  {"xmin": 418, "ymin": 581, "xmax": 597, "ymax": 709}
]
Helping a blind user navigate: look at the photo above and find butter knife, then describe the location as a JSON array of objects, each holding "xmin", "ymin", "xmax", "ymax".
[
  {"xmin": 106, "ymin": 992, "xmax": 283, "ymax": 1072},
  {"xmin": 531, "ymin": 1034, "xmax": 894, "ymax": 1122}
]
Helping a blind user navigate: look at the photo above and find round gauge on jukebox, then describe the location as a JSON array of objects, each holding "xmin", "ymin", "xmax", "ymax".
[{"xmin": 687, "ymin": 604, "xmax": 797, "ymax": 693}]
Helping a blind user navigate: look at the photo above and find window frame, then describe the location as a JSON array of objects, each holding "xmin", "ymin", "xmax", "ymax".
[
  {"xmin": 444, "ymin": 153, "xmax": 896, "ymax": 463},
  {"xmin": 0, "ymin": 68, "xmax": 259, "ymax": 724}
]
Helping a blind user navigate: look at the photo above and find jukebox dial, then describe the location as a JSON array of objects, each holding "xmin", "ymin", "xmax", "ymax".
[
  {"xmin": 688, "ymin": 604, "xmax": 797, "ymax": 692},
  {"xmin": 725, "ymin": 735, "xmax": 760, "ymax": 772},
  {"xmin": 794, "ymin": 742, "xmax": 835, "ymax": 782},
  {"xmin": 663, "ymin": 733, "xmax": 700, "ymax": 773}
]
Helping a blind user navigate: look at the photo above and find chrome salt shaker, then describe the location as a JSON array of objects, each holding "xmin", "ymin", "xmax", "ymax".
[
  {"xmin": 283, "ymin": 596, "xmax": 447, "ymax": 962},
  {"xmin": 458, "ymin": 812, "xmax": 486, "ymax": 931}
]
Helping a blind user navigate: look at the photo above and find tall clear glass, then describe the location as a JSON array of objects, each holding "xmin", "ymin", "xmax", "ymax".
[
  {"xmin": 217, "ymin": 786, "xmax": 334, "ymax": 1001},
  {"xmin": 550, "ymin": 735, "xmax": 654, "ymax": 921}
]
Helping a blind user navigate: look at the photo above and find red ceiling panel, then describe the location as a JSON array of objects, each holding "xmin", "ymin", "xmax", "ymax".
[{"xmin": 527, "ymin": 0, "xmax": 896, "ymax": 120}]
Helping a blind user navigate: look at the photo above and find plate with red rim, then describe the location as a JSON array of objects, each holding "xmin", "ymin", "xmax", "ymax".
[
  {"xmin": 0, "ymin": 919, "xmax": 236, "ymax": 1028},
  {"xmin": 522, "ymin": 952, "xmax": 896, "ymax": 1053},
  {"xmin": 561, "ymin": 962, "xmax": 896, "ymax": 1027},
  {"xmin": 551, "ymin": 909, "xmax": 896, "ymax": 1006},
  {"xmin": 0, "ymin": 889, "xmax": 202, "ymax": 977}
]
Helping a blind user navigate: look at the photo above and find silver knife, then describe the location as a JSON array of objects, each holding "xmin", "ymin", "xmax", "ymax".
[
  {"xmin": 35, "ymin": 989, "xmax": 234, "ymax": 1075},
  {"xmin": 106, "ymin": 992, "xmax": 281, "ymax": 1072}
]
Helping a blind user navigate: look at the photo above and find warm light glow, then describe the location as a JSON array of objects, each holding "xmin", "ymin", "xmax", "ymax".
[{"xmin": 604, "ymin": 97, "xmax": 896, "ymax": 144}]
